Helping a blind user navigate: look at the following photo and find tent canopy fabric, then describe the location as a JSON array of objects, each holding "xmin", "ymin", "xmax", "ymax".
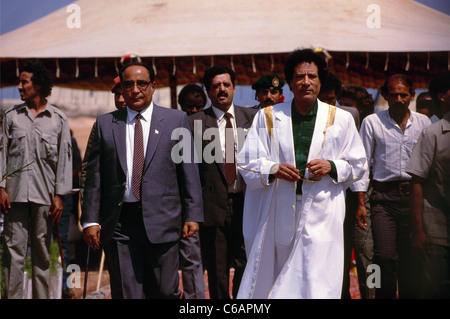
[
  {"xmin": 1, "ymin": 0, "xmax": 449, "ymax": 58},
  {"xmin": 0, "ymin": 0, "xmax": 449, "ymax": 92}
]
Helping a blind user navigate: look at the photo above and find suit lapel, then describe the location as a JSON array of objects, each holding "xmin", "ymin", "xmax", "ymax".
[
  {"xmin": 112, "ymin": 109, "xmax": 128, "ymax": 174},
  {"xmin": 143, "ymin": 105, "xmax": 163, "ymax": 173},
  {"xmin": 203, "ymin": 108, "xmax": 226, "ymax": 178},
  {"xmin": 204, "ymin": 107, "xmax": 218, "ymax": 129}
]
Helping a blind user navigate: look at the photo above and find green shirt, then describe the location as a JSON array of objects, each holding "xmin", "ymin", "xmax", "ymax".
[{"xmin": 291, "ymin": 100, "xmax": 336, "ymax": 194}]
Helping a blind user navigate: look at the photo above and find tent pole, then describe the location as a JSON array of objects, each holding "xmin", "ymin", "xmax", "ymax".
[{"xmin": 170, "ymin": 74, "xmax": 177, "ymax": 109}]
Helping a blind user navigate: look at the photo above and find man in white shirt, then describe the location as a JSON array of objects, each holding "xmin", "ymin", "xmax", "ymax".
[
  {"xmin": 352, "ymin": 74, "xmax": 431, "ymax": 299},
  {"xmin": 82, "ymin": 62, "xmax": 203, "ymax": 298},
  {"xmin": 188, "ymin": 65, "xmax": 257, "ymax": 299}
]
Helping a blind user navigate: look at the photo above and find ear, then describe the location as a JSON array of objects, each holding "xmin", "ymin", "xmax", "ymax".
[{"xmin": 150, "ymin": 81, "xmax": 157, "ymax": 93}]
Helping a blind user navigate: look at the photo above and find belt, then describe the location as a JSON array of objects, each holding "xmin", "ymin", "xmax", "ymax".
[{"xmin": 372, "ymin": 180, "xmax": 411, "ymax": 195}]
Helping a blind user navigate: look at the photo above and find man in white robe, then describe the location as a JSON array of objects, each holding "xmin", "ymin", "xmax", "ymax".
[{"xmin": 236, "ymin": 49, "xmax": 367, "ymax": 299}]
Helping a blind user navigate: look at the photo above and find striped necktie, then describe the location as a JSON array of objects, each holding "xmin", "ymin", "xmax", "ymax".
[{"xmin": 132, "ymin": 113, "xmax": 144, "ymax": 200}]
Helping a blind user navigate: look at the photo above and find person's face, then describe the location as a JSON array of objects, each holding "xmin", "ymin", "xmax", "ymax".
[
  {"xmin": 289, "ymin": 62, "xmax": 321, "ymax": 105},
  {"xmin": 257, "ymin": 88, "xmax": 282, "ymax": 108},
  {"xmin": 18, "ymin": 71, "xmax": 40, "ymax": 102},
  {"xmin": 206, "ymin": 73, "xmax": 235, "ymax": 112},
  {"xmin": 383, "ymin": 79, "xmax": 414, "ymax": 112},
  {"xmin": 181, "ymin": 91, "xmax": 204, "ymax": 115},
  {"xmin": 318, "ymin": 89, "xmax": 337, "ymax": 105},
  {"xmin": 339, "ymin": 97, "xmax": 357, "ymax": 108},
  {"xmin": 121, "ymin": 65, "xmax": 155, "ymax": 112},
  {"xmin": 361, "ymin": 93, "xmax": 374, "ymax": 113},
  {"xmin": 113, "ymin": 89, "xmax": 127, "ymax": 110}
]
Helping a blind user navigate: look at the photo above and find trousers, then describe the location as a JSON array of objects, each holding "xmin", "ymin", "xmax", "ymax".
[
  {"xmin": 2, "ymin": 202, "xmax": 53, "ymax": 299},
  {"xmin": 370, "ymin": 190, "xmax": 421, "ymax": 298}
]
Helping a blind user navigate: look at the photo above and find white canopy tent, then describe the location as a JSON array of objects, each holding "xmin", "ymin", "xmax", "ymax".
[
  {"xmin": 1, "ymin": 0, "xmax": 449, "ymax": 99},
  {"xmin": 0, "ymin": 0, "xmax": 449, "ymax": 58}
]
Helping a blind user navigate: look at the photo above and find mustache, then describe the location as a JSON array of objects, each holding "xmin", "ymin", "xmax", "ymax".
[
  {"xmin": 217, "ymin": 92, "xmax": 228, "ymax": 98},
  {"xmin": 264, "ymin": 99, "xmax": 274, "ymax": 104}
]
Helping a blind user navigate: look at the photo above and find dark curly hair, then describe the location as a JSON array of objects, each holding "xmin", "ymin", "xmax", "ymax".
[
  {"xmin": 22, "ymin": 60, "xmax": 53, "ymax": 98},
  {"xmin": 284, "ymin": 48, "xmax": 328, "ymax": 86}
]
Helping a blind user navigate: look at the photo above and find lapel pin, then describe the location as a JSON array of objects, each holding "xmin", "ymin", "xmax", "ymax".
[{"xmin": 155, "ymin": 129, "xmax": 159, "ymax": 134}]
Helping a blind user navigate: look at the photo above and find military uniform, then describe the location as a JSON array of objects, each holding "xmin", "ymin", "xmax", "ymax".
[{"xmin": 251, "ymin": 74, "xmax": 285, "ymax": 110}]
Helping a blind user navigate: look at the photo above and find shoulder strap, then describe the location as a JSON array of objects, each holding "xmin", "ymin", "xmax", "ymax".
[
  {"xmin": 322, "ymin": 105, "xmax": 336, "ymax": 146},
  {"xmin": 264, "ymin": 106, "xmax": 274, "ymax": 137},
  {"xmin": 325, "ymin": 105, "xmax": 336, "ymax": 130}
]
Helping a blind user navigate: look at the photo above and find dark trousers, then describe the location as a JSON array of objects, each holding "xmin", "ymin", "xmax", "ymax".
[
  {"xmin": 370, "ymin": 190, "xmax": 420, "ymax": 299},
  {"xmin": 341, "ymin": 189, "xmax": 357, "ymax": 299},
  {"xmin": 103, "ymin": 203, "xmax": 181, "ymax": 299},
  {"xmin": 200, "ymin": 192, "xmax": 247, "ymax": 299}
]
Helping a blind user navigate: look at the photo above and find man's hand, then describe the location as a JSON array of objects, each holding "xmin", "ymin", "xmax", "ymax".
[
  {"xmin": 49, "ymin": 194, "xmax": 64, "ymax": 223},
  {"xmin": 306, "ymin": 159, "xmax": 332, "ymax": 178},
  {"xmin": 83, "ymin": 225, "xmax": 101, "ymax": 250},
  {"xmin": 273, "ymin": 163, "xmax": 300, "ymax": 182},
  {"xmin": 183, "ymin": 222, "xmax": 199, "ymax": 238},
  {"xmin": 355, "ymin": 192, "xmax": 367, "ymax": 230},
  {"xmin": 0, "ymin": 187, "xmax": 11, "ymax": 215}
]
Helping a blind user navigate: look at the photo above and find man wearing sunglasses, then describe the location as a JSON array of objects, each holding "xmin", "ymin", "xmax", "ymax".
[{"xmin": 236, "ymin": 49, "xmax": 367, "ymax": 299}]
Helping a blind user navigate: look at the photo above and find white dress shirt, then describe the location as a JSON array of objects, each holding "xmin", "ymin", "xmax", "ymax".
[
  {"xmin": 211, "ymin": 104, "xmax": 243, "ymax": 193},
  {"xmin": 83, "ymin": 103, "xmax": 153, "ymax": 229},
  {"xmin": 123, "ymin": 103, "xmax": 153, "ymax": 202},
  {"xmin": 351, "ymin": 110, "xmax": 431, "ymax": 192}
]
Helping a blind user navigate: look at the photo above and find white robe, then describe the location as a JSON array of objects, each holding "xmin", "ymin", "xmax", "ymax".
[{"xmin": 236, "ymin": 100, "xmax": 367, "ymax": 299}]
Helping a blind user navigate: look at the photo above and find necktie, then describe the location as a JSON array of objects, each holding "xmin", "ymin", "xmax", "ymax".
[
  {"xmin": 132, "ymin": 114, "xmax": 144, "ymax": 200},
  {"xmin": 224, "ymin": 112, "xmax": 237, "ymax": 185}
]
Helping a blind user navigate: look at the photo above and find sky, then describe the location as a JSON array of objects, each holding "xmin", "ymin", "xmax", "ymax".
[{"xmin": 0, "ymin": 0, "xmax": 449, "ymax": 35}]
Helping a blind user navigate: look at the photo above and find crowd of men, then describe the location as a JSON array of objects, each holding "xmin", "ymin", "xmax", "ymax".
[{"xmin": 0, "ymin": 48, "xmax": 449, "ymax": 299}]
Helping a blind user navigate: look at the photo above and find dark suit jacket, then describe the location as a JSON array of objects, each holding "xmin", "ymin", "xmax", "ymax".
[
  {"xmin": 81, "ymin": 104, "xmax": 203, "ymax": 244},
  {"xmin": 188, "ymin": 105, "xmax": 257, "ymax": 227}
]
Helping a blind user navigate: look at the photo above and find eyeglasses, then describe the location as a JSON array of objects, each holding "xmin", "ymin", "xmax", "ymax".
[
  {"xmin": 299, "ymin": 168, "xmax": 320, "ymax": 182},
  {"xmin": 122, "ymin": 80, "xmax": 151, "ymax": 91}
]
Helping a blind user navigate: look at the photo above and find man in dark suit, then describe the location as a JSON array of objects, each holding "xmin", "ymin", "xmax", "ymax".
[
  {"xmin": 189, "ymin": 65, "xmax": 257, "ymax": 299},
  {"xmin": 81, "ymin": 62, "xmax": 203, "ymax": 299}
]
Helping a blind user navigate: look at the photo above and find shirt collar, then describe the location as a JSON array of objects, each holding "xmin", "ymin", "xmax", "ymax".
[
  {"xmin": 212, "ymin": 103, "xmax": 235, "ymax": 121},
  {"xmin": 386, "ymin": 109, "xmax": 413, "ymax": 129},
  {"xmin": 441, "ymin": 112, "xmax": 450, "ymax": 132},
  {"xmin": 291, "ymin": 99, "xmax": 318, "ymax": 118},
  {"xmin": 23, "ymin": 102, "xmax": 52, "ymax": 117},
  {"xmin": 127, "ymin": 101, "xmax": 153, "ymax": 122}
]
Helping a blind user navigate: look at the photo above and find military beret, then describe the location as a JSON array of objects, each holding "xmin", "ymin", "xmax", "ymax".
[{"xmin": 252, "ymin": 74, "xmax": 285, "ymax": 91}]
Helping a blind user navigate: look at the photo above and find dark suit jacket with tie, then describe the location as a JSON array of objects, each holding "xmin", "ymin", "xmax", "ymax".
[
  {"xmin": 81, "ymin": 104, "xmax": 203, "ymax": 245},
  {"xmin": 188, "ymin": 105, "xmax": 257, "ymax": 226}
]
